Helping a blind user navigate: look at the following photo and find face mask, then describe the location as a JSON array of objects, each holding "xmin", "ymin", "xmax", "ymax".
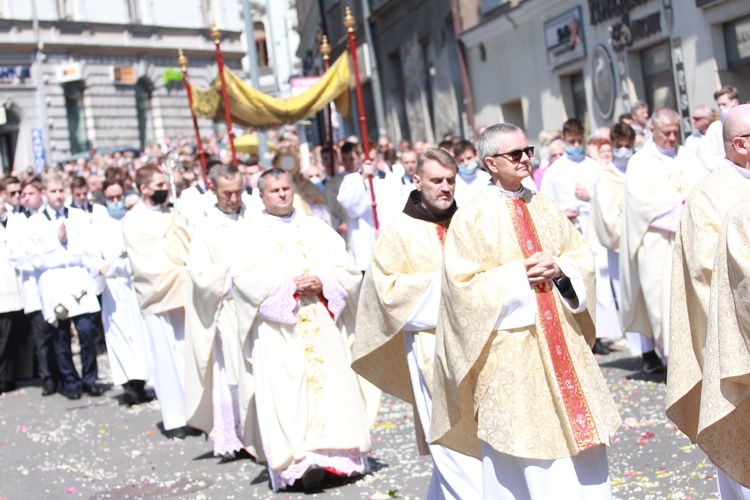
[
  {"xmin": 458, "ymin": 161, "xmax": 479, "ymax": 176},
  {"xmin": 565, "ymin": 145, "xmax": 585, "ymax": 157},
  {"xmin": 721, "ymin": 103, "xmax": 735, "ymax": 119},
  {"xmin": 613, "ymin": 147, "xmax": 633, "ymax": 160},
  {"xmin": 150, "ymin": 189, "xmax": 169, "ymax": 205},
  {"xmin": 106, "ymin": 200, "xmax": 126, "ymax": 219}
]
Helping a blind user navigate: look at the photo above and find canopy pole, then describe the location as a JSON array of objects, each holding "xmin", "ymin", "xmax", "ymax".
[
  {"xmin": 177, "ymin": 49, "xmax": 209, "ymax": 187},
  {"xmin": 320, "ymin": 35, "xmax": 335, "ymax": 177},
  {"xmin": 344, "ymin": 7, "xmax": 378, "ymax": 231},
  {"xmin": 211, "ymin": 22, "xmax": 238, "ymax": 166}
]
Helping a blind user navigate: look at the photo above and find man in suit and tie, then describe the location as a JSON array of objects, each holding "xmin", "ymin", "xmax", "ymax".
[{"xmin": 25, "ymin": 173, "xmax": 102, "ymax": 400}]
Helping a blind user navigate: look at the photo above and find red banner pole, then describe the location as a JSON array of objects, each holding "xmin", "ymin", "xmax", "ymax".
[
  {"xmin": 320, "ymin": 35, "xmax": 335, "ymax": 177},
  {"xmin": 210, "ymin": 22, "xmax": 238, "ymax": 166},
  {"xmin": 343, "ymin": 7, "xmax": 378, "ymax": 230},
  {"xmin": 177, "ymin": 49, "xmax": 209, "ymax": 187}
]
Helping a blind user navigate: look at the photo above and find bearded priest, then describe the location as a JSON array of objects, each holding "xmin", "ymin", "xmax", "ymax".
[
  {"xmin": 430, "ymin": 123, "xmax": 621, "ymax": 499},
  {"xmin": 353, "ymin": 148, "xmax": 482, "ymax": 498}
]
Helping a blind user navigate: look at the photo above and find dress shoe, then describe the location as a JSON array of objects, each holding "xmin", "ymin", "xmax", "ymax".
[
  {"xmin": 83, "ymin": 383, "xmax": 104, "ymax": 397},
  {"xmin": 121, "ymin": 383, "xmax": 138, "ymax": 406},
  {"xmin": 59, "ymin": 387, "xmax": 82, "ymax": 400},
  {"xmin": 592, "ymin": 338, "xmax": 611, "ymax": 355},
  {"xmin": 0, "ymin": 381, "xmax": 16, "ymax": 394},
  {"xmin": 166, "ymin": 426, "xmax": 188, "ymax": 439},
  {"xmin": 42, "ymin": 379, "xmax": 58, "ymax": 396},
  {"xmin": 131, "ymin": 380, "xmax": 154, "ymax": 403},
  {"xmin": 642, "ymin": 350, "xmax": 665, "ymax": 374},
  {"xmin": 301, "ymin": 465, "xmax": 326, "ymax": 493}
]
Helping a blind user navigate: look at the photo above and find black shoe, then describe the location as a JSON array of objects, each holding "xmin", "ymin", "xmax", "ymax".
[
  {"xmin": 59, "ymin": 387, "xmax": 82, "ymax": 400},
  {"xmin": 0, "ymin": 381, "xmax": 16, "ymax": 394},
  {"xmin": 301, "ymin": 465, "xmax": 325, "ymax": 493},
  {"xmin": 131, "ymin": 380, "xmax": 154, "ymax": 403},
  {"xmin": 121, "ymin": 383, "xmax": 138, "ymax": 406},
  {"xmin": 592, "ymin": 338, "xmax": 611, "ymax": 355},
  {"xmin": 166, "ymin": 426, "xmax": 188, "ymax": 440},
  {"xmin": 42, "ymin": 379, "xmax": 58, "ymax": 396},
  {"xmin": 642, "ymin": 350, "xmax": 665, "ymax": 374},
  {"xmin": 83, "ymin": 383, "xmax": 104, "ymax": 397}
]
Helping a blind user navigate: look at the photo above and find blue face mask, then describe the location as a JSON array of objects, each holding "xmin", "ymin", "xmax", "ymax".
[
  {"xmin": 107, "ymin": 200, "xmax": 126, "ymax": 219},
  {"xmin": 458, "ymin": 161, "xmax": 479, "ymax": 176},
  {"xmin": 565, "ymin": 145, "xmax": 585, "ymax": 157}
]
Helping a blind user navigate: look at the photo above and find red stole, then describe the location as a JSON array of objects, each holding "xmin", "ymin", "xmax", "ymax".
[{"xmin": 507, "ymin": 197, "xmax": 600, "ymax": 452}]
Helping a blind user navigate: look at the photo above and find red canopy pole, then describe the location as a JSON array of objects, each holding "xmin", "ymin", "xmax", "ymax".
[
  {"xmin": 177, "ymin": 49, "xmax": 209, "ymax": 187},
  {"xmin": 210, "ymin": 22, "xmax": 238, "ymax": 166},
  {"xmin": 320, "ymin": 35, "xmax": 335, "ymax": 177},
  {"xmin": 343, "ymin": 7, "xmax": 378, "ymax": 230}
]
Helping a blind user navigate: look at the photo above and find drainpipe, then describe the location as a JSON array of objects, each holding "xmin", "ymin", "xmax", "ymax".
[{"xmin": 448, "ymin": 0, "xmax": 476, "ymax": 139}]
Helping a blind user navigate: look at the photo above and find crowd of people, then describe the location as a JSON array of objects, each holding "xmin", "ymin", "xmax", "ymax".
[{"xmin": 0, "ymin": 83, "xmax": 749, "ymax": 498}]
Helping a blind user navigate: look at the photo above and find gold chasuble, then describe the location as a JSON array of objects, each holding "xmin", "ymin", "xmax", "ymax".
[
  {"xmin": 697, "ymin": 200, "xmax": 750, "ymax": 488},
  {"xmin": 352, "ymin": 209, "xmax": 451, "ymax": 454},
  {"xmin": 431, "ymin": 189, "xmax": 620, "ymax": 460},
  {"xmin": 122, "ymin": 204, "xmax": 191, "ymax": 314},
  {"xmin": 667, "ymin": 163, "xmax": 750, "ymax": 442}
]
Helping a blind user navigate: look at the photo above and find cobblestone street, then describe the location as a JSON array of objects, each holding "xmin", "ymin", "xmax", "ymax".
[{"xmin": 0, "ymin": 341, "xmax": 717, "ymax": 499}]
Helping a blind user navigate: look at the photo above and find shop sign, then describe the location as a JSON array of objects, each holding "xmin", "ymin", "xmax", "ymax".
[
  {"xmin": 0, "ymin": 65, "xmax": 31, "ymax": 84},
  {"xmin": 543, "ymin": 7, "xmax": 587, "ymax": 69},
  {"xmin": 56, "ymin": 62, "xmax": 83, "ymax": 83},
  {"xmin": 589, "ymin": 0, "xmax": 651, "ymax": 25},
  {"xmin": 671, "ymin": 37, "xmax": 692, "ymax": 140},
  {"xmin": 725, "ymin": 15, "xmax": 750, "ymax": 68},
  {"xmin": 111, "ymin": 66, "xmax": 137, "ymax": 85}
]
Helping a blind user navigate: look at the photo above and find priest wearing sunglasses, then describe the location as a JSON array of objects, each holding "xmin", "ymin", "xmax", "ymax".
[{"xmin": 430, "ymin": 123, "xmax": 621, "ymax": 498}]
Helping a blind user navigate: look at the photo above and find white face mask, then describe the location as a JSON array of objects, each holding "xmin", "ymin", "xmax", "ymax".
[
  {"xmin": 613, "ymin": 147, "xmax": 633, "ymax": 160},
  {"xmin": 721, "ymin": 100, "xmax": 738, "ymax": 119}
]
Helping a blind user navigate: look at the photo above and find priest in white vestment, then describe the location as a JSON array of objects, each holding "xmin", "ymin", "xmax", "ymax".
[
  {"xmin": 353, "ymin": 148, "xmax": 482, "ymax": 499},
  {"xmin": 123, "ymin": 166, "xmax": 194, "ymax": 439},
  {"xmin": 431, "ymin": 123, "xmax": 621, "ymax": 499},
  {"xmin": 670, "ymin": 106, "xmax": 750, "ymax": 498},
  {"xmin": 86, "ymin": 178, "xmax": 151, "ymax": 405},
  {"xmin": 619, "ymin": 108, "xmax": 706, "ymax": 372},
  {"xmin": 185, "ymin": 164, "xmax": 263, "ymax": 461},
  {"xmin": 696, "ymin": 199, "xmax": 750, "ymax": 496},
  {"xmin": 337, "ymin": 142, "xmax": 401, "ymax": 271},
  {"xmin": 590, "ymin": 123, "xmax": 646, "ymax": 356},
  {"xmin": 232, "ymin": 168, "xmax": 370, "ymax": 493}
]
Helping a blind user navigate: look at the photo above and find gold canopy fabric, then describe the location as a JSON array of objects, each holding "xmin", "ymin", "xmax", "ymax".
[{"xmin": 191, "ymin": 52, "xmax": 352, "ymax": 128}]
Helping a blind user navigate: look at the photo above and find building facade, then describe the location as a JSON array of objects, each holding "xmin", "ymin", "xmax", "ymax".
[
  {"xmin": 0, "ymin": 0, "xmax": 297, "ymax": 173},
  {"xmin": 458, "ymin": 0, "xmax": 750, "ymax": 143}
]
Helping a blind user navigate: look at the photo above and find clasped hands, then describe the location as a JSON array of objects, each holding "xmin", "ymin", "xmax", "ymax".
[
  {"xmin": 294, "ymin": 274, "xmax": 322, "ymax": 298},
  {"xmin": 525, "ymin": 252, "xmax": 561, "ymax": 286}
]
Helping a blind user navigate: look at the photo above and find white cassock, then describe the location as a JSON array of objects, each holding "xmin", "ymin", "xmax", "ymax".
[
  {"xmin": 185, "ymin": 205, "xmax": 263, "ymax": 460},
  {"xmin": 5, "ymin": 212, "xmax": 43, "ymax": 316},
  {"xmin": 619, "ymin": 140, "xmax": 706, "ymax": 358},
  {"xmin": 540, "ymin": 153, "xmax": 601, "ymax": 235},
  {"xmin": 87, "ymin": 211, "xmax": 149, "ymax": 386},
  {"xmin": 232, "ymin": 210, "xmax": 371, "ymax": 492},
  {"xmin": 123, "ymin": 202, "xmax": 191, "ymax": 432},
  {"xmin": 453, "ymin": 168, "xmax": 491, "ymax": 207},
  {"xmin": 702, "ymin": 120, "xmax": 725, "ymax": 172},
  {"xmin": 337, "ymin": 171, "xmax": 401, "ymax": 271}
]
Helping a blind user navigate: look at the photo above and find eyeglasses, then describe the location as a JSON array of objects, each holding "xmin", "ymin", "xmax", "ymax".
[
  {"xmin": 737, "ymin": 133, "xmax": 750, "ymax": 139},
  {"xmin": 7, "ymin": 190, "xmax": 20, "ymax": 196},
  {"xmin": 490, "ymin": 146, "xmax": 535, "ymax": 162},
  {"xmin": 692, "ymin": 116, "xmax": 708, "ymax": 121},
  {"xmin": 657, "ymin": 129, "xmax": 679, "ymax": 138}
]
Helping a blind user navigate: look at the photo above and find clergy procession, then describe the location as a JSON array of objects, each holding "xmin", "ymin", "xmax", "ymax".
[{"xmin": 2, "ymin": 89, "xmax": 750, "ymax": 498}]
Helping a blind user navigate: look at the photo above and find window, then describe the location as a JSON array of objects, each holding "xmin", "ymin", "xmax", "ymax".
[
  {"xmin": 254, "ymin": 22, "xmax": 269, "ymax": 67},
  {"xmin": 640, "ymin": 41, "xmax": 676, "ymax": 111},
  {"xmin": 63, "ymin": 81, "xmax": 88, "ymax": 154},
  {"xmin": 500, "ymin": 99, "xmax": 524, "ymax": 130},
  {"xmin": 724, "ymin": 14, "xmax": 750, "ymax": 68},
  {"xmin": 570, "ymin": 72, "xmax": 588, "ymax": 123},
  {"xmin": 135, "ymin": 79, "xmax": 155, "ymax": 149},
  {"xmin": 481, "ymin": 0, "xmax": 510, "ymax": 15}
]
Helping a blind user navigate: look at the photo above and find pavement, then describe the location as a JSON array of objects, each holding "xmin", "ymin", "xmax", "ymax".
[{"xmin": 0, "ymin": 338, "xmax": 719, "ymax": 499}]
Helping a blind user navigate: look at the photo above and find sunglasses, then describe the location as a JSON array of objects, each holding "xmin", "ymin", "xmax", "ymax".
[
  {"xmin": 490, "ymin": 146, "xmax": 535, "ymax": 162},
  {"xmin": 7, "ymin": 190, "xmax": 20, "ymax": 196}
]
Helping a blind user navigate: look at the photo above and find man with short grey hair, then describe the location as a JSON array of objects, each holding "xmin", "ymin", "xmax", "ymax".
[
  {"xmin": 431, "ymin": 123, "xmax": 621, "ymax": 498},
  {"xmin": 620, "ymin": 108, "xmax": 706, "ymax": 373}
]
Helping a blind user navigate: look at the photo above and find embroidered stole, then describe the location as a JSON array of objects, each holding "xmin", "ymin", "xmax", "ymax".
[{"xmin": 507, "ymin": 197, "xmax": 600, "ymax": 452}]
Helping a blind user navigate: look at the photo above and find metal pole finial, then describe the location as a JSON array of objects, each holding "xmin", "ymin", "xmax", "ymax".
[
  {"xmin": 320, "ymin": 35, "xmax": 331, "ymax": 60},
  {"xmin": 177, "ymin": 49, "xmax": 188, "ymax": 70},
  {"xmin": 343, "ymin": 7, "xmax": 356, "ymax": 33},
  {"xmin": 210, "ymin": 21, "xmax": 222, "ymax": 44}
]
